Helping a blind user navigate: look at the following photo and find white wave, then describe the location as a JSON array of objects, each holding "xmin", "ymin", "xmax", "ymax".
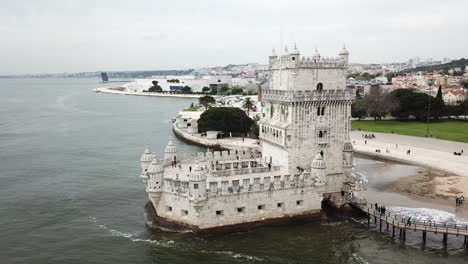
[
  {"xmin": 386, "ymin": 206, "xmax": 468, "ymax": 225},
  {"xmin": 90, "ymin": 216, "xmax": 175, "ymax": 247},
  {"xmin": 351, "ymin": 253, "xmax": 369, "ymax": 264},
  {"xmin": 201, "ymin": 250, "xmax": 264, "ymax": 261}
]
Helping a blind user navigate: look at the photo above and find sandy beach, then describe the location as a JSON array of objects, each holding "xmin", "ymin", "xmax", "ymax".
[{"xmin": 351, "ymin": 131, "xmax": 468, "ymax": 200}]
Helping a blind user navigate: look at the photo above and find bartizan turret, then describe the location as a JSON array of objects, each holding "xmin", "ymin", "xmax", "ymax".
[
  {"xmin": 339, "ymin": 44, "xmax": 349, "ymax": 64},
  {"xmin": 164, "ymin": 138, "xmax": 177, "ymax": 164},
  {"xmin": 140, "ymin": 146, "xmax": 152, "ymax": 184},
  {"xmin": 311, "ymin": 153, "xmax": 326, "ymax": 187},
  {"xmin": 343, "ymin": 140, "xmax": 354, "ymax": 181},
  {"xmin": 147, "ymin": 153, "xmax": 164, "ymax": 203}
]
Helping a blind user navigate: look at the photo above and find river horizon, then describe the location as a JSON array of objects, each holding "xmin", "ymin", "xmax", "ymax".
[{"xmin": 1, "ymin": 78, "xmax": 467, "ymax": 263}]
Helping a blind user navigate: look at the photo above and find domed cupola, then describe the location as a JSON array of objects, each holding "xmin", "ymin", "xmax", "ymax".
[
  {"xmin": 312, "ymin": 48, "xmax": 321, "ymax": 60},
  {"xmin": 140, "ymin": 146, "xmax": 152, "ymax": 163},
  {"xmin": 311, "ymin": 153, "xmax": 326, "ymax": 169},
  {"xmin": 147, "ymin": 153, "xmax": 163, "ymax": 174},
  {"xmin": 189, "ymin": 163, "xmax": 206, "ymax": 182},
  {"xmin": 164, "ymin": 138, "xmax": 177, "ymax": 160},
  {"xmin": 339, "ymin": 44, "xmax": 349, "ymax": 56},
  {"xmin": 343, "ymin": 141, "xmax": 353, "ymax": 152}
]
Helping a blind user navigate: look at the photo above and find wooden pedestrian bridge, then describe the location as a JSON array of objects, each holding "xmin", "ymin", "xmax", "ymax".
[{"xmin": 326, "ymin": 195, "xmax": 468, "ymax": 249}]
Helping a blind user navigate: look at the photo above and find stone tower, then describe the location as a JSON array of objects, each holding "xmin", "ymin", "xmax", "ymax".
[{"xmin": 259, "ymin": 45, "xmax": 355, "ymax": 193}]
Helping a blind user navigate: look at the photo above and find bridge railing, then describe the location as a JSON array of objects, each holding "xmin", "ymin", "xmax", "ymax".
[{"xmin": 357, "ymin": 201, "xmax": 468, "ymax": 232}]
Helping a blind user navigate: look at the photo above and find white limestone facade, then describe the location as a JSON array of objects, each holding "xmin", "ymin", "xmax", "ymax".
[{"xmin": 139, "ymin": 45, "xmax": 367, "ymax": 232}]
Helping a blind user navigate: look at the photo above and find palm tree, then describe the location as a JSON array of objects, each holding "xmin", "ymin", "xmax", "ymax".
[{"xmin": 242, "ymin": 97, "xmax": 254, "ymax": 116}]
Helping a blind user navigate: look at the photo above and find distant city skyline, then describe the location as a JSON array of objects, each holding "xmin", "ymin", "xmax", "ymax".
[{"xmin": 1, "ymin": 0, "xmax": 467, "ymax": 75}]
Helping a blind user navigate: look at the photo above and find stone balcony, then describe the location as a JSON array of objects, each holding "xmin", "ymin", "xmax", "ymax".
[{"xmin": 262, "ymin": 89, "xmax": 355, "ymax": 103}]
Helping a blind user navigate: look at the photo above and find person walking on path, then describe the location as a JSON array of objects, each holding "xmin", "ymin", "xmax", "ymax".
[{"xmin": 406, "ymin": 217, "xmax": 412, "ymax": 226}]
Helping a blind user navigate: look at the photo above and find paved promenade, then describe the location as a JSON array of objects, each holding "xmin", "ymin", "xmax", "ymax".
[
  {"xmin": 350, "ymin": 131, "xmax": 468, "ymax": 178},
  {"xmin": 95, "ymin": 87, "xmax": 202, "ymax": 98},
  {"xmin": 173, "ymin": 123, "xmax": 261, "ymax": 151}
]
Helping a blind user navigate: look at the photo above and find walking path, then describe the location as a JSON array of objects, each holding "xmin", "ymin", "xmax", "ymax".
[
  {"xmin": 95, "ymin": 87, "xmax": 202, "ymax": 98},
  {"xmin": 350, "ymin": 131, "xmax": 468, "ymax": 178}
]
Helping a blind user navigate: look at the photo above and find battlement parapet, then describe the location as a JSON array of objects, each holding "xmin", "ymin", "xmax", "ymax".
[
  {"xmin": 269, "ymin": 56, "xmax": 347, "ymax": 70},
  {"xmin": 166, "ymin": 149, "xmax": 262, "ymax": 166},
  {"xmin": 262, "ymin": 88, "xmax": 355, "ymax": 103}
]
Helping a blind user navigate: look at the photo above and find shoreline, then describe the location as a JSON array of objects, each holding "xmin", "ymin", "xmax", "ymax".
[
  {"xmin": 351, "ymin": 131, "xmax": 468, "ymax": 200},
  {"xmin": 95, "ymin": 87, "xmax": 203, "ymax": 98}
]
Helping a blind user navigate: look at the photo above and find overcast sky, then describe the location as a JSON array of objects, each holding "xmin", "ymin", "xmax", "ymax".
[{"xmin": 1, "ymin": 0, "xmax": 467, "ymax": 75}]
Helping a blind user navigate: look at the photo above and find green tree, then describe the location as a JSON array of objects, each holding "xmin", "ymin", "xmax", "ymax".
[
  {"xmin": 181, "ymin": 86, "xmax": 192, "ymax": 93},
  {"xmin": 431, "ymin": 86, "xmax": 445, "ymax": 119},
  {"xmin": 199, "ymin": 95, "xmax": 215, "ymax": 110},
  {"xmin": 147, "ymin": 80, "xmax": 163, "ymax": 92},
  {"xmin": 210, "ymin": 87, "xmax": 218, "ymax": 95},
  {"xmin": 242, "ymin": 97, "xmax": 255, "ymax": 116},
  {"xmin": 202, "ymin": 86, "xmax": 210, "ymax": 93},
  {"xmin": 251, "ymin": 116, "xmax": 260, "ymax": 139},
  {"xmin": 220, "ymin": 84, "xmax": 230, "ymax": 94},
  {"xmin": 230, "ymin": 87, "xmax": 243, "ymax": 95},
  {"xmin": 198, "ymin": 107, "xmax": 253, "ymax": 134},
  {"xmin": 351, "ymin": 98, "xmax": 367, "ymax": 120}
]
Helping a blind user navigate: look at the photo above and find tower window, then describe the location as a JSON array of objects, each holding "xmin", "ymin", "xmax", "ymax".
[
  {"xmin": 297, "ymin": 200, "xmax": 304, "ymax": 206},
  {"xmin": 317, "ymin": 83, "xmax": 323, "ymax": 91},
  {"xmin": 166, "ymin": 206, "xmax": 172, "ymax": 212},
  {"xmin": 194, "ymin": 183, "xmax": 199, "ymax": 189},
  {"xmin": 216, "ymin": 210, "xmax": 224, "ymax": 216},
  {"xmin": 237, "ymin": 207, "xmax": 245, "ymax": 213},
  {"xmin": 181, "ymin": 210, "xmax": 188, "ymax": 216},
  {"xmin": 277, "ymin": 202, "xmax": 284, "ymax": 208},
  {"xmin": 320, "ymin": 150, "xmax": 324, "ymax": 158},
  {"xmin": 319, "ymin": 131, "xmax": 323, "ymax": 138},
  {"xmin": 292, "ymin": 56, "xmax": 295, "ymax": 61},
  {"xmin": 317, "ymin": 107, "xmax": 321, "ymax": 116},
  {"xmin": 321, "ymin": 107, "xmax": 325, "ymax": 116},
  {"xmin": 258, "ymin": 204, "xmax": 265, "ymax": 210}
]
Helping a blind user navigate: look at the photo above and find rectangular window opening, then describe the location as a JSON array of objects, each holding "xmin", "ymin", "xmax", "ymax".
[
  {"xmin": 181, "ymin": 210, "xmax": 188, "ymax": 216},
  {"xmin": 258, "ymin": 204, "xmax": 265, "ymax": 210},
  {"xmin": 216, "ymin": 210, "xmax": 224, "ymax": 216},
  {"xmin": 167, "ymin": 206, "xmax": 173, "ymax": 212},
  {"xmin": 277, "ymin": 202, "xmax": 284, "ymax": 208},
  {"xmin": 296, "ymin": 200, "xmax": 304, "ymax": 206},
  {"xmin": 237, "ymin": 207, "xmax": 245, "ymax": 213}
]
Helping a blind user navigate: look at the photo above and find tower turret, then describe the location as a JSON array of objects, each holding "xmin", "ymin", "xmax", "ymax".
[
  {"xmin": 147, "ymin": 153, "xmax": 164, "ymax": 203},
  {"xmin": 140, "ymin": 146, "xmax": 152, "ymax": 184},
  {"xmin": 339, "ymin": 44, "xmax": 349, "ymax": 64},
  {"xmin": 312, "ymin": 48, "xmax": 321, "ymax": 61},
  {"xmin": 290, "ymin": 43, "xmax": 300, "ymax": 61},
  {"xmin": 269, "ymin": 48, "xmax": 278, "ymax": 65},
  {"xmin": 343, "ymin": 141, "xmax": 354, "ymax": 181},
  {"xmin": 188, "ymin": 162, "xmax": 207, "ymax": 203},
  {"xmin": 164, "ymin": 138, "xmax": 177, "ymax": 163},
  {"xmin": 311, "ymin": 153, "xmax": 326, "ymax": 187}
]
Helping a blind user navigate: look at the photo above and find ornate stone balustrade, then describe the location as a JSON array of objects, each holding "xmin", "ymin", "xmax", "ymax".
[{"xmin": 262, "ymin": 89, "xmax": 355, "ymax": 103}]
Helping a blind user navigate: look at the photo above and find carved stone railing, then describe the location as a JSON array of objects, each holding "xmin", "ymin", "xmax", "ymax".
[{"xmin": 262, "ymin": 89, "xmax": 355, "ymax": 102}]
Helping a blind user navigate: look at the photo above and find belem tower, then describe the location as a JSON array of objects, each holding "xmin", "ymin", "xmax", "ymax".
[{"xmin": 139, "ymin": 45, "xmax": 367, "ymax": 232}]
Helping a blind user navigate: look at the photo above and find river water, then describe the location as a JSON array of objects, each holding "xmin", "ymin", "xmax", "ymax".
[{"xmin": 1, "ymin": 78, "xmax": 467, "ymax": 263}]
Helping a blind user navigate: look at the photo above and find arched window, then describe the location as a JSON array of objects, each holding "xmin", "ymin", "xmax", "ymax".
[
  {"xmin": 317, "ymin": 107, "xmax": 321, "ymax": 116},
  {"xmin": 317, "ymin": 83, "xmax": 323, "ymax": 91},
  {"xmin": 319, "ymin": 131, "xmax": 323, "ymax": 138},
  {"xmin": 321, "ymin": 107, "xmax": 325, "ymax": 116},
  {"xmin": 320, "ymin": 150, "xmax": 324, "ymax": 158}
]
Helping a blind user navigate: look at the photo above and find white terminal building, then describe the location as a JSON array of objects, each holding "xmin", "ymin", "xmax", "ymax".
[
  {"xmin": 125, "ymin": 75, "xmax": 232, "ymax": 93},
  {"xmin": 139, "ymin": 45, "xmax": 367, "ymax": 232}
]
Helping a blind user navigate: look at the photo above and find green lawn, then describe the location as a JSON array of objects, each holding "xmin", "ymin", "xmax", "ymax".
[
  {"xmin": 184, "ymin": 105, "xmax": 203, "ymax": 111},
  {"xmin": 352, "ymin": 119, "xmax": 468, "ymax": 143}
]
